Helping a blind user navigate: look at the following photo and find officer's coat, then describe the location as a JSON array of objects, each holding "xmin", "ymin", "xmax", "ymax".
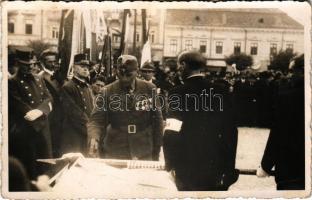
[
  {"xmin": 60, "ymin": 77, "xmax": 94, "ymax": 155},
  {"xmin": 40, "ymin": 70, "xmax": 63, "ymax": 157},
  {"xmin": 163, "ymin": 75, "xmax": 238, "ymax": 190},
  {"xmin": 88, "ymin": 78, "xmax": 163, "ymax": 160},
  {"xmin": 9, "ymin": 72, "xmax": 53, "ymax": 179},
  {"xmin": 261, "ymin": 74, "xmax": 305, "ymax": 189}
]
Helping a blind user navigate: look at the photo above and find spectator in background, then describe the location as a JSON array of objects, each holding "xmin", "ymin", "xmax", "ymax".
[{"xmin": 91, "ymin": 76, "xmax": 106, "ymax": 96}]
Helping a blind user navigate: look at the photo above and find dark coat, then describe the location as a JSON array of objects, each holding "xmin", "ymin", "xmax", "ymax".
[
  {"xmin": 60, "ymin": 77, "xmax": 94, "ymax": 155},
  {"xmin": 261, "ymin": 74, "xmax": 305, "ymax": 190},
  {"xmin": 163, "ymin": 75, "xmax": 238, "ymax": 191},
  {"xmin": 40, "ymin": 70, "xmax": 63, "ymax": 157},
  {"xmin": 88, "ymin": 78, "xmax": 163, "ymax": 160},
  {"xmin": 9, "ymin": 71, "xmax": 53, "ymax": 179}
]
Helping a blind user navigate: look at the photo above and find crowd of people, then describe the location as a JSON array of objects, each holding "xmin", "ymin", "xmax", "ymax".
[{"xmin": 8, "ymin": 46, "xmax": 305, "ymax": 191}]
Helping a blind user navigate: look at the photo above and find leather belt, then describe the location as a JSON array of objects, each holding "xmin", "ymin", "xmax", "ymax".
[{"xmin": 111, "ymin": 124, "xmax": 150, "ymax": 134}]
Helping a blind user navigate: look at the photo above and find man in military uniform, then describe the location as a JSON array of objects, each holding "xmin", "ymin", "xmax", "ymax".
[
  {"xmin": 88, "ymin": 55, "xmax": 163, "ymax": 160},
  {"xmin": 163, "ymin": 50, "xmax": 238, "ymax": 191},
  {"xmin": 60, "ymin": 53, "xmax": 94, "ymax": 155},
  {"xmin": 39, "ymin": 49, "xmax": 63, "ymax": 157},
  {"xmin": 9, "ymin": 47, "xmax": 53, "ymax": 181}
]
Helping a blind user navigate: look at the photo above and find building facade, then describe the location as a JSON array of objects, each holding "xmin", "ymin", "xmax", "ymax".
[
  {"xmin": 163, "ymin": 9, "xmax": 304, "ymax": 71},
  {"xmin": 8, "ymin": 10, "xmax": 61, "ymax": 47},
  {"xmin": 7, "ymin": 9, "xmax": 304, "ymax": 71}
]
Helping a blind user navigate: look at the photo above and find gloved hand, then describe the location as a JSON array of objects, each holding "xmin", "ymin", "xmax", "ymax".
[
  {"xmin": 88, "ymin": 138, "xmax": 99, "ymax": 158},
  {"xmin": 24, "ymin": 109, "xmax": 43, "ymax": 121},
  {"xmin": 31, "ymin": 175, "xmax": 52, "ymax": 191},
  {"xmin": 256, "ymin": 166, "xmax": 270, "ymax": 178}
]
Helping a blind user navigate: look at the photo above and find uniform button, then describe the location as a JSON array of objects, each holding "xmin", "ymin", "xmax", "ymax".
[
  {"xmin": 83, "ymin": 98, "xmax": 86, "ymax": 101},
  {"xmin": 39, "ymin": 85, "xmax": 42, "ymax": 88},
  {"xmin": 25, "ymin": 86, "xmax": 29, "ymax": 89},
  {"xmin": 80, "ymin": 92, "xmax": 83, "ymax": 94},
  {"xmin": 252, "ymin": 99, "xmax": 257, "ymax": 102},
  {"xmin": 36, "ymin": 78, "xmax": 39, "ymax": 81},
  {"xmin": 41, "ymin": 92, "xmax": 44, "ymax": 95},
  {"xmin": 84, "ymin": 106, "xmax": 87, "ymax": 110},
  {"xmin": 28, "ymin": 93, "xmax": 32, "ymax": 97},
  {"xmin": 218, "ymin": 134, "xmax": 222, "ymax": 138},
  {"xmin": 20, "ymin": 80, "xmax": 24, "ymax": 83},
  {"xmin": 31, "ymin": 101, "xmax": 34, "ymax": 104}
]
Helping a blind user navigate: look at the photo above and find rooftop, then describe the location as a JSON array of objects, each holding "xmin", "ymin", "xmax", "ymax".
[{"xmin": 166, "ymin": 9, "xmax": 303, "ymax": 29}]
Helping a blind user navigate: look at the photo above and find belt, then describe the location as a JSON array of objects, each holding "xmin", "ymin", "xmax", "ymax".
[{"xmin": 111, "ymin": 124, "xmax": 150, "ymax": 134}]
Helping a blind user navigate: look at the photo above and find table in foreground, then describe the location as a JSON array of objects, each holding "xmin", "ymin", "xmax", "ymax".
[{"xmin": 52, "ymin": 158, "xmax": 177, "ymax": 196}]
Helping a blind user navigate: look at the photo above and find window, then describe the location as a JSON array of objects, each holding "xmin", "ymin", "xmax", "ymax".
[
  {"xmin": 25, "ymin": 24, "xmax": 32, "ymax": 34},
  {"xmin": 136, "ymin": 33, "xmax": 140, "ymax": 42},
  {"xmin": 234, "ymin": 42, "xmax": 241, "ymax": 55},
  {"xmin": 52, "ymin": 27, "xmax": 59, "ymax": 39},
  {"xmin": 8, "ymin": 22, "xmax": 14, "ymax": 33},
  {"xmin": 199, "ymin": 40, "xmax": 206, "ymax": 53},
  {"xmin": 170, "ymin": 39, "xmax": 178, "ymax": 53},
  {"xmin": 113, "ymin": 35, "xmax": 120, "ymax": 43},
  {"xmin": 286, "ymin": 43, "xmax": 294, "ymax": 53},
  {"xmin": 216, "ymin": 41, "xmax": 223, "ymax": 54},
  {"xmin": 250, "ymin": 43, "xmax": 258, "ymax": 55},
  {"xmin": 150, "ymin": 31, "xmax": 155, "ymax": 43},
  {"xmin": 270, "ymin": 43, "xmax": 277, "ymax": 55},
  {"xmin": 185, "ymin": 40, "xmax": 193, "ymax": 50}
]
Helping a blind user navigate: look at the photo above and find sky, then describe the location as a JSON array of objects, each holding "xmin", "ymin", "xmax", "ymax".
[{"xmin": 279, "ymin": 3, "xmax": 310, "ymax": 26}]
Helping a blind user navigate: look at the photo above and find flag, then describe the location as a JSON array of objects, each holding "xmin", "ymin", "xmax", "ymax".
[
  {"xmin": 96, "ymin": 10, "xmax": 107, "ymax": 44},
  {"xmin": 58, "ymin": 9, "xmax": 74, "ymax": 84},
  {"xmin": 100, "ymin": 34, "xmax": 112, "ymax": 79},
  {"xmin": 140, "ymin": 39, "xmax": 152, "ymax": 67},
  {"xmin": 123, "ymin": 10, "xmax": 131, "ymax": 54},
  {"xmin": 140, "ymin": 9, "xmax": 151, "ymax": 67},
  {"xmin": 118, "ymin": 9, "xmax": 131, "ymax": 56}
]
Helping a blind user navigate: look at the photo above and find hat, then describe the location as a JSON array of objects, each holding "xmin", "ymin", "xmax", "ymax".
[
  {"xmin": 117, "ymin": 55, "xmax": 138, "ymax": 72},
  {"xmin": 40, "ymin": 49, "xmax": 57, "ymax": 60},
  {"xmin": 74, "ymin": 53, "xmax": 91, "ymax": 67},
  {"xmin": 164, "ymin": 58, "xmax": 178, "ymax": 71},
  {"xmin": 15, "ymin": 46, "xmax": 37, "ymax": 65},
  {"xmin": 141, "ymin": 61, "xmax": 155, "ymax": 72}
]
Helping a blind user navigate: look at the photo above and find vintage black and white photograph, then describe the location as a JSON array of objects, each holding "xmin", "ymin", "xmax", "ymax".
[{"xmin": 1, "ymin": 1, "xmax": 311, "ymax": 198}]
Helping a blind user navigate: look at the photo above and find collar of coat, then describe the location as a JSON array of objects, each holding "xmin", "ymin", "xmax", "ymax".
[{"xmin": 73, "ymin": 76, "xmax": 89, "ymax": 87}]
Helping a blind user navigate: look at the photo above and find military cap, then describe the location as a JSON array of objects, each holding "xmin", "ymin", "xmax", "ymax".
[
  {"xmin": 141, "ymin": 61, "xmax": 155, "ymax": 72},
  {"xmin": 117, "ymin": 55, "xmax": 138, "ymax": 72},
  {"xmin": 74, "ymin": 53, "xmax": 91, "ymax": 67},
  {"xmin": 15, "ymin": 46, "xmax": 37, "ymax": 65}
]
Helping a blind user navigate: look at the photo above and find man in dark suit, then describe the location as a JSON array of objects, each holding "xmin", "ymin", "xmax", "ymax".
[
  {"xmin": 163, "ymin": 50, "xmax": 238, "ymax": 191},
  {"xmin": 9, "ymin": 47, "xmax": 53, "ymax": 181},
  {"xmin": 88, "ymin": 55, "xmax": 163, "ymax": 160},
  {"xmin": 39, "ymin": 50, "xmax": 63, "ymax": 157},
  {"xmin": 257, "ymin": 54, "xmax": 305, "ymax": 190},
  {"xmin": 60, "ymin": 53, "xmax": 94, "ymax": 155}
]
